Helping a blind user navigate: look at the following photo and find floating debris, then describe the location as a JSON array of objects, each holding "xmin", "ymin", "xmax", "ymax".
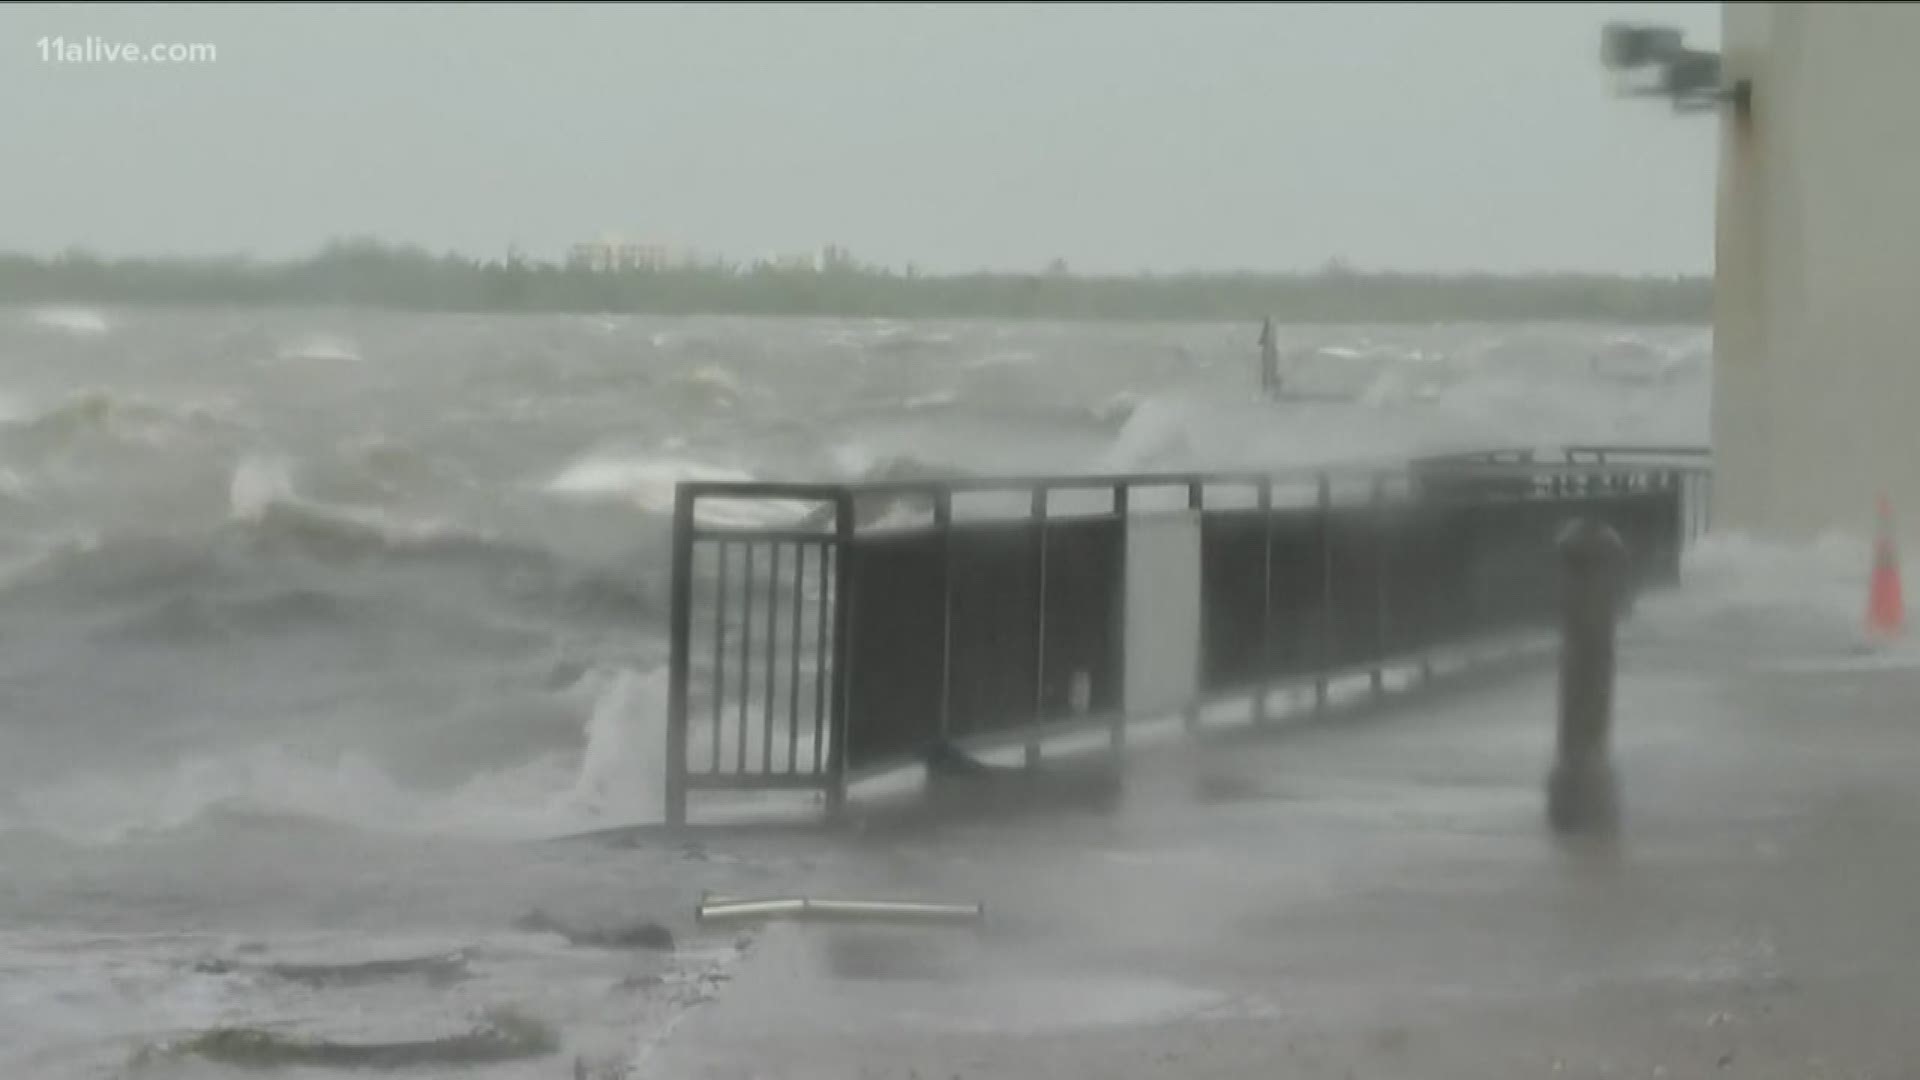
[
  {"xmin": 134, "ymin": 1008, "xmax": 558, "ymax": 1070},
  {"xmin": 194, "ymin": 950, "xmax": 473, "ymax": 988},
  {"xmin": 515, "ymin": 908, "xmax": 675, "ymax": 951}
]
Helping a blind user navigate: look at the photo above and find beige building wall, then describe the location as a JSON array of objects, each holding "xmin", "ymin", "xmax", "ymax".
[{"xmin": 1714, "ymin": 3, "xmax": 1920, "ymax": 540}]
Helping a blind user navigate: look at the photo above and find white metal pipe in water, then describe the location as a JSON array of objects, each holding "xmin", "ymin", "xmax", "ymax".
[{"xmin": 695, "ymin": 893, "xmax": 985, "ymax": 927}]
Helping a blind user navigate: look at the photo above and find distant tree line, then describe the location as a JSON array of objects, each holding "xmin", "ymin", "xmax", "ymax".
[{"xmin": 0, "ymin": 239, "xmax": 1710, "ymax": 324}]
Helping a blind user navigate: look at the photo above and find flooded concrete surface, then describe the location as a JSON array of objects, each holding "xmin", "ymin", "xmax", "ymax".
[{"xmin": 637, "ymin": 592, "xmax": 1920, "ymax": 1079}]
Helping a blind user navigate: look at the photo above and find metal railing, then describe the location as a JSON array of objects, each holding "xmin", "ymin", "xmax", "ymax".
[
  {"xmin": 664, "ymin": 447, "xmax": 1712, "ymax": 825},
  {"xmin": 1413, "ymin": 445, "xmax": 1713, "ymax": 546},
  {"xmin": 664, "ymin": 484, "xmax": 855, "ymax": 823}
]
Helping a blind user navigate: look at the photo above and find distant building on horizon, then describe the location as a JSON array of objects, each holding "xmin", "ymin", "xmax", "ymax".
[
  {"xmin": 749, "ymin": 244, "xmax": 857, "ymax": 274},
  {"xmin": 566, "ymin": 237, "xmax": 859, "ymax": 275},
  {"xmin": 754, "ymin": 250, "xmax": 820, "ymax": 273},
  {"xmin": 567, "ymin": 235, "xmax": 676, "ymax": 272}
]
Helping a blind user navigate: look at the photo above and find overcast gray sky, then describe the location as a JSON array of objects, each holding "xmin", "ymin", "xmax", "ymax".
[{"xmin": 2, "ymin": 2, "xmax": 1721, "ymax": 275}]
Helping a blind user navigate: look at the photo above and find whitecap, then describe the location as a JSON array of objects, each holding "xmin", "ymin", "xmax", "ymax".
[
  {"xmin": 963, "ymin": 350, "xmax": 1036, "ymax": 370},
  {"xmin": 274, "ymin": 335, "xmax": 362, "ymax": 364},
  {"xmin": 228, "ymin": 455, "xmax": 299, "ymax": 524},
  {"xmin": 228, "ymin": 454, "xmax": 490, "ymax": 555},
  {"xmin": 544, "ymin": 452, "xmax": 816, "ymax": 528},
  {"xmin": 676, "ymin": 365, "xmax": 744, "ymax": 401},
  {"xmin": 27, "ymin": 305, "xmax": 111, "ymax": 336},
  {"xmin": 903, "ymin": 389, "xmax": 958, "ymax": 411},
  {"xmin": 545, "ymin": 453, "xmax": 748, "ymax": 507}
]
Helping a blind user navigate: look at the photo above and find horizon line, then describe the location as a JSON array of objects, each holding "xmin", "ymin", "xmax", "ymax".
[{"xmin": 0, "ymin": 242, "xmax": 1712, "ymax": 283}]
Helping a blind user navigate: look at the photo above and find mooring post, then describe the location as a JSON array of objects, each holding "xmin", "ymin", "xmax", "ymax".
[{"xmin": 1547, "ymin": 518, "xmax": 1627, "ymax": 836}]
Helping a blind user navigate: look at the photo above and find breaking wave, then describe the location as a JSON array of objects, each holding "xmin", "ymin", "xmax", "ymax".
[
  {"xmin": 6, "ymin": 665, "xmax": 676, "ymax": 847},
  {"xmin": 228, "ymin": 455, "xmax": 498, "ymax": 558},
  {"xmin": 1636, "ymin": 529, "xmax": 1875, "ymax": 640},
  {"xmin": 0, "ymin": 388, "xmax": 250, "ymax": 448},
  {"xmin": 0, "ymin": 456, "xmax": 661, "ymax": 641}
]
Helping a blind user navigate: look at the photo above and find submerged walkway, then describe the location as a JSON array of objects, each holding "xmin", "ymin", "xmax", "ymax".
[{"xmin": 634, "ymin": 575, "xmax": 1920, "ymax": 1079}]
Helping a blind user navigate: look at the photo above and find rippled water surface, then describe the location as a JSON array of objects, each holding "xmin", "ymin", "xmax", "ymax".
[{"xmin": 0, "ymin": 304, "xmax": 1713, "ymax": 1074}]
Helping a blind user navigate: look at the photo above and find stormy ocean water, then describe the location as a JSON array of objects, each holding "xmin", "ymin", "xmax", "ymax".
[{"xmin": 0, "ymin": 305, "xmax": 1713, "ymax": 1075}]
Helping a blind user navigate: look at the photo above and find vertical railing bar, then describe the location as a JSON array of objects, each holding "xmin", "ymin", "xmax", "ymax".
[
  {"xmin": 665, "ymin": 487, "xmax": 696, "ymax": 827},
  {"xmin": 1186, "ymin": 480, "xmax": 1204, "ymax": 732},
  {"xmin": 737, "ymin": 544, "xmax": 755, "ymax": 774},
  {"xmin": 710, "ymin": 539, "xmax": 730, "ymax": 774},
  {"xmin": 1316, "ymin": 473, "xmax": 1331, "ymax": 714},
  {"xmin": 813, "ymin": 541, "xmax": 830, "ymax": 776},
  {"xmin": 1257, "ymin": 477, "xmax": 1273, "ymax": 724},
  {"xmin": 825, "ymin": 492, "xmax": 856, "ymax": 817},
  {"xmin": 1704, "ymin": 468, "xmax": 1715, "ymax": 537},
  {"xmin": 1027, "ymin": 486, "xmax": 1049, "ymax": 769},
  {"xmin": 762, "ymin": 542, "xmax": 780, "ymax": 776},
  {"xmin": 1687, "ymin": 472, "xmax": 1696, "ymax": 543},
  {"xmin": 788, "ymin": 541, "xmax": 805, "ymax": 776},
  {"xmin": 1371, "ymin": 472, "xmax": 1387, "ymax": 696},
  {"xmin": 1667, "ymin": 469, "xmax": 1684, "ymax": 584},
  {"xmin": 1682, "ymin": 471, "xmax": 1691, "ymax": 543},
  {"xmin": 1421, "ymin": 497, "xmax": 1442, "ymax": 683},
  {"xmin": 1694, "ymin": 471, "xmax": 1702, "ymax": 542},
  {"xmin": 1464, "ymin": 495, "xmax": 1483, "ymax": 639},
  {"xmin": 1110, "ymin": 482, "xmax": 1129, "ymax": 753},
  {"xmin": 936, "ymin": 492, "xmax": 955, "ymax": 742}
]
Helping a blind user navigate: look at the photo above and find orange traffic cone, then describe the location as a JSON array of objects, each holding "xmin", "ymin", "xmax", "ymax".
[{"xmin": 1868, "ymin": 495, "xmax": 1906, "ymax": 641}]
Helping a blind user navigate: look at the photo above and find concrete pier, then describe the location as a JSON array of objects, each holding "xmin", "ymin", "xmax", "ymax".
[{"xmin": 635, "ymin": 594, "xmax": 1920, "ymax": 1079}]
